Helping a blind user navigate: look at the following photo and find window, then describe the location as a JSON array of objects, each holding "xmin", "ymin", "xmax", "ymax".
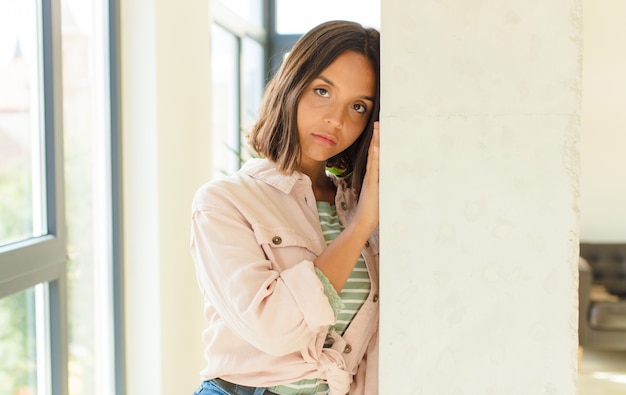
[
  {"xmin": 61, "ymin": 0, "xmax": 120, "ymax": 393},
  {"xmin": 0, "ymin": 0, "xmax": 46, "ymax": 247},
  {"xmin": 0, "ymin": 0, "xmax": 68, "ymax": 393},
  {"xmin": 267, "ymin": 0, "xmax": 380, "ymax": 74},
  {"xmin": 220, "ymin": 0, "xmax": 263, "ymax": 26},
  {"xmin": 210, "ymin": 0, "xmax": 266, "ymax": 178},
  {"xmin": 211, "ymin": 24, "xmax": 240, "ymax": 176},
  {"xmin": 0, "ymin": 285, "xmax": 49, "ymax": 394},
  {"xmin": 0, "ymin": 0, "xmax": 120, "ymax": 393},
  {"xmin": 274, "ymin": 0, "xmax": 380, "ymax": 34}
]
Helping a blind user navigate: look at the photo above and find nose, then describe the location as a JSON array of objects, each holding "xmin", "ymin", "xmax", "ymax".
[{"xmin": 325, "ymin": 105, "xmax": 344, "ymax": 129}]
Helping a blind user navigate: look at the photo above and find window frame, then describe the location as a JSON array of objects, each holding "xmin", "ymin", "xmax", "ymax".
[
  {"xmin": 0, "ymin": 0, "xmax": 124, "ymax": 393},
  {"xmin": 266, "ymin": 0, "xmax": 300, "ymax": 76},
  {"xmin": 210, "ymin": 0, "xmax": 268, "ymax": 172},
  {"xmin": 0, "ymin": 0, "xmax": 68, "ymax": 394},
  {"xmin": 108, "ymin": 0, "xmax": 125, "ymax": 393}
]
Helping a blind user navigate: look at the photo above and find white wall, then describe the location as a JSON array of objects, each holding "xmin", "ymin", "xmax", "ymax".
[
  {"xmin": 120, "ymin": 0, "xmax": 210, "ymax": 393},
  {"xmin": 580, "ymin": 0, "xmax": 626, "ymax": 242},
  {"xmin": 380, "ymin": 0, "xmax": 581, "ymax": 393}
]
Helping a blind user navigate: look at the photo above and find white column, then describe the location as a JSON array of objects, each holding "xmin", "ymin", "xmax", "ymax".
[
  {"xmin": 120, "ymin": 0, "xmax": 211, "ymax": 393},
  {"xmin": 380, "ymin": 0, "xmax": 581, "ymax": 393}
]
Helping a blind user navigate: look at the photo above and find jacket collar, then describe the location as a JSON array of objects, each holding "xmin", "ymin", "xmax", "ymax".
[
  {"xmin": 242, "ymin": 158, "xmax": 307, "ymax": 194},
  {"xmin": 242, "ymin": 158, "xmax": 348, "ymax": 194}
]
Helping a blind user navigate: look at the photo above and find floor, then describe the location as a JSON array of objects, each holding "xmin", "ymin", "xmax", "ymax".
[{"xmin": 578, "ymin": 349, "xmax": 626, "ymax": 395}]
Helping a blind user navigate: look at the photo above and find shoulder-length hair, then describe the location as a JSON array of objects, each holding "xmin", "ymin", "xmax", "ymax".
[{"xmin": 247, "ymin": 20, "xmax": 380, "ymax": 198}]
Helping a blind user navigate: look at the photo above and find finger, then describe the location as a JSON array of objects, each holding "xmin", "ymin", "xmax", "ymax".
[
  {"xmin": 369, "ymin": 122, "xmax": 380, "ymax": 157},
  {"xmin": 366, "ymin": 123, "xmax": 380, "ymax": 183},
  {"xmin": 372, "ymin": 121, "xmax": 379, "ymax": 145}
]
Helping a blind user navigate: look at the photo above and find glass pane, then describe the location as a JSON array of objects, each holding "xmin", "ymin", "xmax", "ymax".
[
  {"xmin": 275, "ymin": 0, "xmax": 380, "ymax": 34},
  {"xmin": 211, "ymin": 24, "xmax": 240, "ymax": 178},
  {"xmin": 0, "ymin": 286, "xmax": 45, "ymax": 395},
  {"xmin": 0, "ymin": 0, "xmax": 46, "ymax": 246},
  {"xmin": 61, "ymin": 0, "xmax": 115, "ymax": 394},
  {"xmin": 240, "ymin": 37, "xmax": 264, "ymax": 161},
  {"xmin": 221, "ymin": 0, "xmax": 263, "ymax": 26}
]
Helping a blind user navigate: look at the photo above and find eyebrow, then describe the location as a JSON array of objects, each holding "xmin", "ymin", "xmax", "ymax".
[{"xmin": 318, "ymin": 75, "xmax": 375, "ymax": 103}]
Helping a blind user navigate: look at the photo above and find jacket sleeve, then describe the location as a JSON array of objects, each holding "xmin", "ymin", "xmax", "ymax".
[{"xmin": 190, "ymin": 184, "xmax": 336, "ymax": 356}]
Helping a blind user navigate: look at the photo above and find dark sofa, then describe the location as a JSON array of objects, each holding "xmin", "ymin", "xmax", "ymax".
[{"xmin": 579, "ymin": 243, "xmax": 626, "ymax": 350}]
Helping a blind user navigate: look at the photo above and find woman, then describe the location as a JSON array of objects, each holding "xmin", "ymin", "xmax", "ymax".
[{"xmin": 191, "ymin": 20, "xmax": 380, "ymax": 395}]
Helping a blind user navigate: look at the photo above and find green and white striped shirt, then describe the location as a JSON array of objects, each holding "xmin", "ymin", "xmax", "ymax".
[{"xmin": 268, "ymin": 202, "xmax": 371, "ymax": 395}]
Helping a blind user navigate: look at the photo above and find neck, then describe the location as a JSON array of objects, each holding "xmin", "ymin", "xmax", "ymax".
[
  {"xmin": 298, "ymin": 162, "xmax": 336, "ymax": 203},
  {"xmin": 297, "ymin": 160, "xmax": 326, "ymax": 184}
]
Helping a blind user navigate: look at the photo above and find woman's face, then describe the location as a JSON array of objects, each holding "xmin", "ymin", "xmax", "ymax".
[{"xmin": 296, "ymin": 51, "xmax": 376, "ymax": 169}]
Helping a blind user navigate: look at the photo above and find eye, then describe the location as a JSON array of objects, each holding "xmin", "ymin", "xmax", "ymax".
[
  {"xmin": 314, "ymin": 88, "xmax": 330, "ymax": 98},
  {"xmin": 353, "ymin": 103, "xmax": 368, "ymax": 114}
]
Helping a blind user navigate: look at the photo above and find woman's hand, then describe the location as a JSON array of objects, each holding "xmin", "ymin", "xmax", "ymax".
[
  {"xmin": 353, "ymin": 121, "xmax": 380, "ymax": 234},
  {"xmin": 314, "ymin": 122, "xmax": 380, "ymax": 293}
]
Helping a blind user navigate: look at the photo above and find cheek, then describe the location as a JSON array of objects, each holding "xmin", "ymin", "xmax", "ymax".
[
  {"xmin": 344, "ymin": 127, "xmax": 366, "ymax": 148},
  {"xmin": 347, "ymin": 118, "xmax": 368, "ymax": 140},
  {"xmin": 295, "ymin": 106, "xmax": 307, "ymax": 133},
  {"xmin": 296, "ymin": 113, "xmax": 312, "ymax": 138}
]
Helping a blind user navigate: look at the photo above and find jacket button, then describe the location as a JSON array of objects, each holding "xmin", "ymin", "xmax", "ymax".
[
  {"xmin": 271, "ymin": 236, "xmax": 282, "ymax": 245},
  {"xmin": 341, "ymin": 202, "xmax": 347, "ymax": 210},
  {"xmin": 372, "ymin": 294, "xmax": 379, "ymax": 302},
  {"xmin": 365, "ymin": 241, "xmax": 370, "ymax": 248},
  {"xmin": 344, "ymin": 344, "xmax": 352, "ymax": 354}
]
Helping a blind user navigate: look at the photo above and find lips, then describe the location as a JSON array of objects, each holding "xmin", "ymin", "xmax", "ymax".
[{"xmin": 311, "ymin": 133, "xmax": 337, "ymax": 146}]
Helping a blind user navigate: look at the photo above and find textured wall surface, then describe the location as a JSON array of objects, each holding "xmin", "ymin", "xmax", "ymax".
[{"xmin": 379, "ymin": 0, "xmax": 581, "ymax": 393}]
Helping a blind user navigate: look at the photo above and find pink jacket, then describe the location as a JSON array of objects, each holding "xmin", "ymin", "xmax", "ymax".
[{"xmin": 190, "ymin": 158, "xmax": 379, "ymax": 395}]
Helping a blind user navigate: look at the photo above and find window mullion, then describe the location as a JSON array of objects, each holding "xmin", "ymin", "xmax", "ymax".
[
  {"xmin": 237, "ymin": 36, "xmax": 243, "ymax": 168},
  {"xmin": 42, "ymin": 0, "xmax": 68, "ymax": 393}
]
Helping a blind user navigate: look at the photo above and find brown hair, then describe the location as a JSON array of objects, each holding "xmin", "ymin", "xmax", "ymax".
[{"xmin": 247, "ymin": 20, "xmax": 380, "ymax": 198}]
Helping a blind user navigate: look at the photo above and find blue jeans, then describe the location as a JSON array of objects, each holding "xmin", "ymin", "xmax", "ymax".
[{"xmin": 192, "ymin": 379, "xmax": 275, "ymax": 395}]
